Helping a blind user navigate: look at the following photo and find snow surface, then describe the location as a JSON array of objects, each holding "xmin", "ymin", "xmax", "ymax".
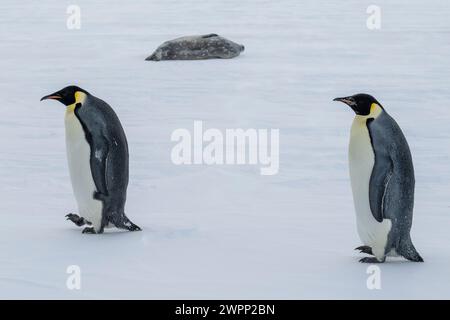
[{"xmin": 0, "ymin": 0, "xmax": 449, "ymax": 299}]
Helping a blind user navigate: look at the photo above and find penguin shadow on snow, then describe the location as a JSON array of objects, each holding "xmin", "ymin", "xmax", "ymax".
[
  {"xmin": 64, "ymin": 226, "xmax": 143, "ymax": 236},
  {"xmin": 140, "ymin": 226, "xmax": 198, "ymax": 240},
  {"xmin": 63, "ymin": 224, "xmax": 197, "ymax": 240}
]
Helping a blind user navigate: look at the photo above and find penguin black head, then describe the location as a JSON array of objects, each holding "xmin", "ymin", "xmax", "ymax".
[
  {"xmin": 333, "ymin": 93, "xmax": 383, "ymax": 116},
  {"xmin": 41, "ymin": 86, "xmax": 89, "ymax": 106}
]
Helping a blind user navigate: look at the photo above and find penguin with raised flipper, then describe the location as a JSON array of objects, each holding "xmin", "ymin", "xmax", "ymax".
[
  {"xmin": 41, "ymin": 86, "xmax": 141, "ymax": 234},
  {"xmin": 334, "ymin": 93, "xmax": 422, "ymax": 263}
]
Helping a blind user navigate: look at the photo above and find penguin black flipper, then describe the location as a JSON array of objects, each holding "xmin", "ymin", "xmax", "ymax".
[
  {"xmin": 367, "ymin": 117, "xmax": 394, "ymax": 223},
  {"xmin": 367, "ymin": 117, "xmax": 398, "ymax": 223},
  {"xmin": 89, "ymin": 135, "xmax": 110, "ymax": 200},
  {"xmin": 367, "ymin": 112, "xmax": 415, "ymax": 224},
  {"xmin": 74, "ymin": 105, "xmax": 110, "ymax": 199}
]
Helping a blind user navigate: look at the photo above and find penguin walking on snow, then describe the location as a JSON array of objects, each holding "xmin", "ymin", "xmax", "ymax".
[
  {"xmin": 41, "ymin": 86, "xmax": 141, "ymax": 234},
  {"xmin": 334, "ymin": 94, "xmax": 422, "ymax": 263}
]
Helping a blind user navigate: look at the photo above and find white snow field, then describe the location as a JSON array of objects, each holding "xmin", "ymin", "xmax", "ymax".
[{"xmin": 0, "ymin": 0, "xmax": 449, "ymax": 299}]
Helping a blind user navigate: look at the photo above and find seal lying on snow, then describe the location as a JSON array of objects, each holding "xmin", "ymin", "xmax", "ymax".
[{"xmin": 146, "ymin": 34, "xmax": 245, "ymax": 61}]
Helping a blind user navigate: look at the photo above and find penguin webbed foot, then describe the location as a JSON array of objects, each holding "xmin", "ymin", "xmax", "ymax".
[
  {"xmin": 355, "ymin": 245, "xmax": 373, "ymax": 255},
  {"xmin": 359, "ymin": 257, "xmax": 385, "ymax": 263},
  {"xmin": 66, "ymin": 213, "xmax": 91, "ymax": 227},
  {"xmin": 82, "ymin": 227, "xmax": 97, "ymax": 234}
]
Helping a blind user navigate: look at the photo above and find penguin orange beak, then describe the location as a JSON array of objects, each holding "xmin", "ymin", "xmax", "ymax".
[{"xmin": 40, "ymin": 93, "xmax": 61, "ymax": 101}]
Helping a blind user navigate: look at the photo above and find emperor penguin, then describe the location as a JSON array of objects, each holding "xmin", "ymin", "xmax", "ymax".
[
  {"xmin": 41, "ymin": 86, "xmax": 141, "ymax": 234},
  {"xmin": 333, "ymin": 93, "xmax": 423, "ymax": 263}
]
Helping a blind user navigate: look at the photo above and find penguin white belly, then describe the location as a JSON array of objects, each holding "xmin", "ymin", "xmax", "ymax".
[
  {"xmin": 349, "ymin": 117, "xmax": 391, "ymax": 259},
  {"xmin": 65, "ymin": 110, "xmax": 103, "ymax": 231}
]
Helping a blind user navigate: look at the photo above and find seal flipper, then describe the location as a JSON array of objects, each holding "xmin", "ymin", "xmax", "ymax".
[{"xmin": 202, "ymin": 33, "xmax": 219, "ymax": 38}]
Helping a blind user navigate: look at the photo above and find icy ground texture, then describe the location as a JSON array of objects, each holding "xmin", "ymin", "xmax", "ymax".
[{"xmin": 0, "ymin": 0, "xmax": 449, "ymax": 298}]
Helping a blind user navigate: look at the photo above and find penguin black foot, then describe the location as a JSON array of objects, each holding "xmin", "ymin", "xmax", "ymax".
[
  {"xmin": 82, "ymin": 227, "xmax": 96, "ymax": 234},
  {"xmin": 359, "ymin": 257, "xmax": 385, "ymax": 263},
  {"xmin": 355, "ymin": 246, "xmax": 373, "ymax": 255},
  {"xmin": 66, "ymin": 213, "xmax": 91, "ymax": 227}
]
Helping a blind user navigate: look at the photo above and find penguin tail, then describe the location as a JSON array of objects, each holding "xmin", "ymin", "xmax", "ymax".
[
  {"xmin": 113, "ymin": 213, "xmax": 142, "ymax": 232},
  {"xmin": 398, "ymin": 236, "xmax": 424, "ymax": 262}
]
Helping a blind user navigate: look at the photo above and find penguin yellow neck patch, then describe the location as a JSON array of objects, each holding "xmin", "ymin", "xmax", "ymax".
[
  {"xmin": 355, "ymin": 103, "xmax": 383, "ymax": 123},
  {"xmin": 369, "ymin": 103, "xmax": 382, "ymax": 118},
  {"xmin": 67, "ymin": 91, "xmax": 87, "ymax": 113}
]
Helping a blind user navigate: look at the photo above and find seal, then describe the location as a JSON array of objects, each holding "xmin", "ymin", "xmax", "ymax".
[{"xmin": 146, "ymin": 34, "xmax": 245, "ymax": 61}]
